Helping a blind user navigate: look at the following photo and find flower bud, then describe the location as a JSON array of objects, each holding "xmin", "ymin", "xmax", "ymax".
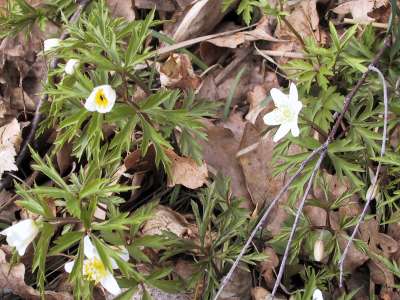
[
  {"xmin": 313, "ymin": 239, "xmax": 324, "ymax": 262},
  {"xmin": 64, "ymin": 59, "xmax": 79, "ymax": 75},
  {"xmin": 312, "ymin": 288, "xmax": 323, "ymax": 300},
  {"xmin": 43, "ymin": 38, "xmax": 61, "ymax": 52}
]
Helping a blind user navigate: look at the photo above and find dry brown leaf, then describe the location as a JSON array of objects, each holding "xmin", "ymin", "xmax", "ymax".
[
  {"xmin": 222, "ymin": 111, "xmax": 246, "ymax": 142},
  {"xmin": 165, "ymin": 149, "xmax": 208, "ymax": 189},
  {"xmin": 207, "ymin": 17, "xmax": 283, "ymax": 49},
  {"xmin": 332, "ymin": 0, "xmax": 388, "ymax": 22},
  {"xmin": 0, "ymin": 118, "xmax": 21, "ymax": 178},
  {"xmin": 157, "ymin": 53, "xmax": 201, "ymax": 90},
  {"xmin": 219, "ymin": 263, "xmax": 252, "ymax": 300},
  {"xmin": 167, "ymin": 0, "xmax": 234, "ymax": 42},
  {"xmin": 134, "ymin": 0, "xmax": 192, "ymax": 11},
  {"xmin": 0, "ymin": 249, "xmax": 73, "ymax": 299},
  {"xmin": 107, "ymin": 0, "xmax": 135, "ymax": 21},
  {"xmin": 199, "ymin": 120, "xmax": 252, "ymax": 209},
  {"xmin": 251, "ymin": 287, "xmax": 286, "ymax": 300},
  {"xmin": 56, "ymin": 142, "xmax": 73, "ymax": 175},
  {"xmin": 260, "ymin": 247, "xmax": 279, "ymax": 289},
  {"xmin": 141, "ymin": 205, "xmax": 198, "ymax": 239}
]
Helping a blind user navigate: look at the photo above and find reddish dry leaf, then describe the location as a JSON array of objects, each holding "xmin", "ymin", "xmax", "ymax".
[
  {"xmin": 157, "ymin": 53, "xmax": 201, "ymax": 90},
  {"xmin": 165, "ymin": 149, "xmax": 208, "ymax": 189}
]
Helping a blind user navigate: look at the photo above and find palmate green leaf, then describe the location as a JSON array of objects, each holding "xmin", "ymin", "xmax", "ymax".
[
  {"xmin": 49, "ymin": 231, "xmax": 84, "ymax": 255},
  {"xmin": 114, "ymin": 287, "xmax": 139, "ymax": 300},
  {"xmin": 128, "ymin": 245, "xmax": 151, "ymax": 263},
  {"xmin": 91, "ymin": 235, "xmax": 113, "ymax": 272}
]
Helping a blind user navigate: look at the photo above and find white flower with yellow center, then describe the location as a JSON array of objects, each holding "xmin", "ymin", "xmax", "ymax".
[
  {"xmin": 64, "ymin": 235, "xmax": 128, "ymax": 296},
  {"xmin": 65, "ymin": 59, "xmax": 80, "ymax": 75},
  {"xmin": 0, "ymin": 219, "xmax": 39, "ymax": 256},
  {"xmin": 43, "ymin": 38, "xmax": 61, "ymax": 52},
  {"xmin": 263, "ymin": 83, "xmax": 303, "ymax": 142},
  {"xmin": 84, "ymin": 85, "xmax": 116, "ymax": 114}
]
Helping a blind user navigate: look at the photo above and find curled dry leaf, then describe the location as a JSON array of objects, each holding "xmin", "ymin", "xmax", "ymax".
[
  {"xmin": 0, "ymin": 118, "xmax": 21, "ymax": 178},
  {"xmin": 165, "ymin": 149, "xmax": 208, "ymax": 189},
  {"xmin": 332, "ymin": 0, "xmax": 388, "ymax": 22},
  {"xmin": 206, "ymin": 17, "xmax": 284, "ymax": 49},
  {"xmin": 251, "ymin": 287, "xmax": 286, "ymax": 300},
  {"xmin": 157, "ymin": 53, "xmax": 201, "ymax": 90},
  {"xmin": 0, "ymin": 249, "xmax": 73, "ymax": 299},
  {"xmin": 141, "ymin": 205, "xmax": 198, "ymax": 239}
]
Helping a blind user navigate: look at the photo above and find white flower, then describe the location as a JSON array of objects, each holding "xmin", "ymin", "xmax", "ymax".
[
  {"xmin": 84, "ymin": 85, "xmax": 116, "ymax": 114},
  {"xmin": 312, "ymin": 288, "xmax": 323, "ymax": 300},
  {"xmin": 43, "ymin": 38, "xmax": 61, "ymax": 52},
  {"xmin": 65, "ymin": 235, "xmax": 128, "ymax": 296},
  {"xmin": 263, "ymin": 83, "xmax": 303, "ymax": 142},
  {"xmin": 65, "ymin": 59, "xmax": 80, "ymax": 75},
  {"xmin": 0, "ymin": 219, "xmax": 39, "ymax": 256}
]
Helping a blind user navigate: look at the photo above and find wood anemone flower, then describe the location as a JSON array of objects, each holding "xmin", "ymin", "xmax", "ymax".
[
  {"xmin": 64, "ymin": 235, "xmax": 128, "ymax": 296},
  {"xmin": 0, "ymin": 219, "xmax": 39, "ymax": 256},
  {"xmin": 263, "ymin": 83, "xmax": 303, "ymax": 142},
  {"xmin": 84, "ymin": 85, "xmax": 116, "ymax": 114}
]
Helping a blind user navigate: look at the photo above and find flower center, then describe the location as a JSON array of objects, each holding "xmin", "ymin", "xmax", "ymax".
[
  {"xmin": 83, "ymin": 257, "xmax": 107, "ymax": 283},
  {"xmin": 95, "ymin": 89, "xmax": 108, "ymax": 107},
  {"xmin": 280, "ymin": 106, "xmax": 294, "ymax": 121}
]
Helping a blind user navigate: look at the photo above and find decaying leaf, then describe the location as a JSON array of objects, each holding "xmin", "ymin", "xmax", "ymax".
[
  {"xmin": 251, "ymin": 287, "xmax": 286, "ymax": 300},
  {"xmin": 332, "ymin": 0, "xmax": 388, "ymax": 22},
  {"xmin": 166, "ymin": 149, "xmax": 208, "ymax": 189},
  {"xmin": 0, "ymin": 249, "xmax": 72, "ymax": 299},
  {"xmin": 134, "ymin": 0, "xmax": 192, "ymax": 12},
  {"xmin": 0, "ymin": 118, "xmax": 21, "ymax": 178},
  {"xmin": 157, "ymin": 53, "xmax": 201, "ymax": 90},
  {"xmin": 141, "ymin": 205, "xmax": 198, "ymax": 239}
]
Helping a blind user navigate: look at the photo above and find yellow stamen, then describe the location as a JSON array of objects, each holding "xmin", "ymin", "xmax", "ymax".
[
  {"xmin": 95, "ymin": 88, "xmax": 108, "ymax": 107},
  {"xmin": 83, "ymin": 257, "xmax": 107, "ymax": 283}
]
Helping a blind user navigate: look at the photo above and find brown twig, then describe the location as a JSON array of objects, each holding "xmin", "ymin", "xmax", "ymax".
[
  {"xmin": 213, "ymin": 35, "xmax": 391, "ymax": 300},
  {"xmin": 0, "ymin": 0, "xmax": 91, "ymax": 193}
]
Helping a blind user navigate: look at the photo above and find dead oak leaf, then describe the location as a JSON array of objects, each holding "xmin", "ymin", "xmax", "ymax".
[
  {"xmin": 165, "ymin": 149, "xmax": 208, "ymax": 189},
  {"xmin": 106, "ymin": 0, "xmax": 135, "ymax": 21},
  {"xmin": 332, "ymin": 0, "xmax": 388, "ymax": 22},
  {"xmin": 0, "ymin": 118, "xmax": 21, "ymax": 178}
]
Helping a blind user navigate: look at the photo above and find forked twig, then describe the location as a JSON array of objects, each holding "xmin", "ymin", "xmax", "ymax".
[
  {"xmin": 0, "ymin": 0, "xmax": 91, "ymax": 192},
  {"xmin": 213, "ymin": 36, "xmax": 391, "ymax": 300},
  {"xmin": 338, "ymin": 65, "xmax": 389, "ymax": 286}
]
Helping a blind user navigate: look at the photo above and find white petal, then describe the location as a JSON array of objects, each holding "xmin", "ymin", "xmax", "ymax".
[
  {"xmin": 263, "ymin": 109, "xmax": 285, "ymax": 126},
  {"xmin": 312, "ymin": 289, "xmax": 323, "ymax": 300},
  {"xmin": 64, "ymin": 260, "xmax": 75, "ymax": 273},
  {"xmin": 100, "ymin": 272, "xmax": 121, "ymax": 296},
  {"xmin": 1, "ymin": 219, "xmax": 39, "ymax": 256},
  {"xmin": 273, "ymin": 123, "xmax": 291, "ymax": 142},
  {"xmin": 290, "ymin": 122, "xmax": 300, "ymax": 137},
  {"xmin": 65, "ymin": 59, "xmax": 79, "ymax": 75},
  {"xmin": 289, "ymin": 82, "xmax": 298, "ymax": 102},
  {"xmin": 83, "ymin": 235, "xmax": 98, "ymax": 259},
  {"xmin": 84, "ymin": 91, "xmax": 97, "ymax": 112},
  {"xmin": 44, "ymin": 38, "xmax": 61, "ymax": 52},
  {"xmin": 293, "ymin": 100, "xmax": 303, "ymax": 114},
  {"xmin": 270, "ymin": 88, "xmax": 289, "ymax": 107},
  {"xmin": 111, "ymin": 247, "xmax": 129, "ymax": 269}
]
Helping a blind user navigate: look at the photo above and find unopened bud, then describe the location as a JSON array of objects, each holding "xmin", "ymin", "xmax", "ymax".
[
  {"xmin": 313, "ymin": 239, "xmax": 324, "ymax": 262},
  {"xmin": 313, "ymin": 289, "xmax": 323, "ymax": 300}
]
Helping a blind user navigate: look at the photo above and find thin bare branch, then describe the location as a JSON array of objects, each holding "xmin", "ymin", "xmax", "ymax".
[{"xmin": 338, "ymin": 64, "xmax": 389, "ymax": 286}]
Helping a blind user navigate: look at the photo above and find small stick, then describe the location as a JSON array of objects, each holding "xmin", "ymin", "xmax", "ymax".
[
  {"xmin": 343, "ymin": 18, "xmax": 388, "ymax": 29},
  {"xmin": 338, "ymin": 65, "xmax": 388, "ymax": 286}
]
